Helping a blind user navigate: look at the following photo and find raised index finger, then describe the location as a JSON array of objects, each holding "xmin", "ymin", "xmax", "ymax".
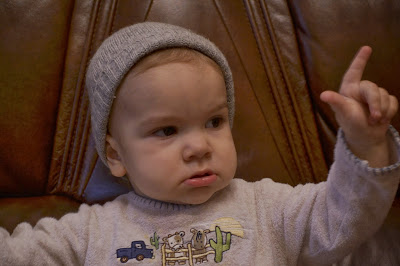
[{"xmin": 341, "ymin": 46, "xmax": 372, "ymax": 87}]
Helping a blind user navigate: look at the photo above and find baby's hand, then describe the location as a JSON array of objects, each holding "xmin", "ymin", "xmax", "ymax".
[{"xmin": 320, "ymin": 46, "xmax": 398, "ymax": 167}]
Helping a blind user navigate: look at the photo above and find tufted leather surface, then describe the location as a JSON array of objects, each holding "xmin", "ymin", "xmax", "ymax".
[
  {"xmin": 0, "ymin": 0, "xmax": 74, "ymax": 196},
  {"xmin": 0, "ymin": 0, "xmax": 399, "ymax": 232}
]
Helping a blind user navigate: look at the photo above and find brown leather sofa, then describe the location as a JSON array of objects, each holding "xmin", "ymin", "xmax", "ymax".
[{"xmin": 1, "ymin": 0, "xmax": 399, "ymax": 243}]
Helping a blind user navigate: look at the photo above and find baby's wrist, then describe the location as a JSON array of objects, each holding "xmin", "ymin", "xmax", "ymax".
[{"xmin": 345, "ymin": 136, "xmax": 391, "ymax": 168}]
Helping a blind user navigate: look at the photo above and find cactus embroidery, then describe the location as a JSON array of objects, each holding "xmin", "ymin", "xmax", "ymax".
[
  {"xmin": 150, "ymin": 232, "xmax": 160, "ymax": 250},
  {"xmin": 209, "ymin": 226, "xmax": 231, "ymax": 263}
]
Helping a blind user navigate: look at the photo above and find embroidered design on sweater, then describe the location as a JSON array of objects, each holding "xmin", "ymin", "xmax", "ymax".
[
  {"xmin": 116, "ymin": 240, "xmax": 155, "ymax": 263},
  {"xmin": 161, "ymin": 226, "xmax": 231, "ymax": 265},
  {"xmin": 162, "ymin": 231, "xmax": 187, "ymax": 265},
  {"xmin": 210, "ymin": 217, "xmax": 244, "ymax": 238},
  {"xmin": 159, "ymin": 217, "xmax": 243, "ymax": 265},
  {"xmin": 190, "ymin": 228, "xmax": 211, "ymax": 263},
  {"xmin": 150, "ymin": 232, "xmax": 161, "ymax": 250},
  {"xmin": 116, "ymin": 217, "xmax": 243, "ymax": 265}
]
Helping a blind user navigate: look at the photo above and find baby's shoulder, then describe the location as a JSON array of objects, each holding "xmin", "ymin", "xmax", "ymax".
[{"xmin": 230, "ymin": 177, "xmax": 325, "ymax": 201}]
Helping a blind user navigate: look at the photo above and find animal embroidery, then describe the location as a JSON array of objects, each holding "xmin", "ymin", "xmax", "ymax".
[
  {"xmin": 190, "ymin": 229, "xmax": 211, "ymax": 263},
  {"xmin": 162, "ymin": 231, "xmax": 186, "ymax": 265},
  {"xmin": 161, "ymin": 226, "xmax": 233, "ymax": 265}
]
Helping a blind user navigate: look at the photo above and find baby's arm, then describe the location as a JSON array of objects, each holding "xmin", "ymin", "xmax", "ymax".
[
  {"xmin": 320, "ymin": 46, "xmax": 398, "ymax": 167},
  {"xmin": 270, "ymin": 47, "xmax": 400, "ymax": 265},
  {"xmin": 0, "ymin": 204, "xmax": 91, "ymax": 264},
  {"xmin": 271, "ymin": 129, "xmax": 400, "ymax": 265}
]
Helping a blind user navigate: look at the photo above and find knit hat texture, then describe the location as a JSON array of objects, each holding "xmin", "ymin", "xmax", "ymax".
[{"xmin": 85, "ymin": 22, "xmax": 234, "ymax": 166}]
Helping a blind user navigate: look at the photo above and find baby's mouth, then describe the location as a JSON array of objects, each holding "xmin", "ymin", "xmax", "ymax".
[
  {"xmin": 190, "ymin": 171, "xmax": 213, "ymax": 179},
  {"xmin": 184, "ymin": 171, "xmax": 217, "ymax": 187}
]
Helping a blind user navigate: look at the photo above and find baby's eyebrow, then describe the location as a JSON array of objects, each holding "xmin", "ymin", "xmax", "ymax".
[
  {"xmin": 137, "ymin": 101, "xmax": 228, "ymax": 127},
  {"xmin": 137, "ymin": 115, "xmax": 179, "ymax": 127},
  {"xmin": 209, "ymin": 101, "xmax": 228, "ymax": 113}
]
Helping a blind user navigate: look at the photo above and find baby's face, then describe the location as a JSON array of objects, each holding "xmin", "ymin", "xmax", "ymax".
[{"xmin": 106, "ymin": 61, "xmax": 237, "ymax": 204}]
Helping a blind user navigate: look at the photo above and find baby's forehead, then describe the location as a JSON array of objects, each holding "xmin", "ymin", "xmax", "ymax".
[
  {"xmin": 116, "ymin": 56, "xmax": 224, "ymax": 102},
  {"xmin": 125, "ymin": 48, "xmax": 223, "ymax": 80},
  {"xmin": 115, "ymin": 48, "xmax": 224, "ymax": 100}
]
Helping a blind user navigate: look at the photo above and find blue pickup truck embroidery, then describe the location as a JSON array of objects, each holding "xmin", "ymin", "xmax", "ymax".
[{"xmin": 117, "ymin": 240, "xmax": 154, "ymax": 263}]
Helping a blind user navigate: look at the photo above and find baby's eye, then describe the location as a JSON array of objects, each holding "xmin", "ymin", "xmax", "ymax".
[
  {"xmin": 206, "ymin": 117, "xmax": 223, "ymax": 128},
  {"xmin": 153, "ymin": 126, "xmax": 177, "ymax": 137}
]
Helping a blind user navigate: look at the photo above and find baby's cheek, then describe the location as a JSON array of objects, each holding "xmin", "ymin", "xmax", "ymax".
[
  {"xmin": 227, "ymin": 153, "xmax": 238, "ymax": 178},
  {"xmin": 220, "ymin": 139, "xmax": 237, "ymax": 177}
]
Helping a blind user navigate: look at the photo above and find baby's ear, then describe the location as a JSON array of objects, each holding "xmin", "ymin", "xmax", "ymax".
[{"xmin": 105, "ymin": 135, "xmax": 127, "ymax": 177}]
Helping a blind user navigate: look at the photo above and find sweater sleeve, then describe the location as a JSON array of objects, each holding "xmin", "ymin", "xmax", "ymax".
[
  {"xmin": 0, "ymin": 203, "xmax": 93, "ymax": 265},
  {"xmin": 272, "ymin": 126, "xmax": 400, "ymax": 265}
]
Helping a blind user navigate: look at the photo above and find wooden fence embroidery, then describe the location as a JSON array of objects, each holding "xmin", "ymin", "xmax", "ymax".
[{"xmin": 161, "ymin": 243, "xmax": 215, "ymax": 266}]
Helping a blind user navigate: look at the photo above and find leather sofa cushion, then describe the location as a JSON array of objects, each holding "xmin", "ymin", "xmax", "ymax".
[{"xmin": 0, "ymin": 195, "xmax": 80, "ymax": 233}]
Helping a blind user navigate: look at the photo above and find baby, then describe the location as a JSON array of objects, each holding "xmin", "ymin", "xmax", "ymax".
[{"xmin": 1, "ymin": 22, "xmax": 399, "ymax": 265}]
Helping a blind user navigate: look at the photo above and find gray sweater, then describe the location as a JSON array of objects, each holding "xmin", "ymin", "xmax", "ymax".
[{"xmin": 1, "ymin": 129, "xmax": 400, "ymax": 266}]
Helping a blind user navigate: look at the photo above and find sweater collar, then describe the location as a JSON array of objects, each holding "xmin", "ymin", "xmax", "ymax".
[{"xmin": 126, "ymin": 189, "xmax": 192, "ymax": 211}]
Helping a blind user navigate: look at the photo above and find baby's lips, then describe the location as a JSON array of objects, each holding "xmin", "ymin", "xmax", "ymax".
[
  {"xmin": 183, "ymin": 173, "xmax": 217, "ymax": 187},
  {"xmin": 190, "ymin": 170, "xmax": 213, "ymax": 178}
]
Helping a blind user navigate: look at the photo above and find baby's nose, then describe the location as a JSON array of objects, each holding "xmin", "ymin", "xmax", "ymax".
[{"xmin": 182, "ymin": 131, "xmax": 212, "ymax": 162}]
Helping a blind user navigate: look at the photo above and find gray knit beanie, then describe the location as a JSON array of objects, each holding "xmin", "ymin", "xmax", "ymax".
[{"xmin": 86, "ymin": 22, "xmax": 234, "ymax": 166}]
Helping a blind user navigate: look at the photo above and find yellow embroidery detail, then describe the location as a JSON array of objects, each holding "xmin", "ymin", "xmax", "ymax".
[{"xmin": 209, "ymin": 217, "xmax": 244, "ymax": 238}]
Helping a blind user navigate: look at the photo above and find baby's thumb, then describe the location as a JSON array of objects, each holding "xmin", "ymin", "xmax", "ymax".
[{"xmin": 320, "ymin": 90, "xmax": 348, "ymax": 114}]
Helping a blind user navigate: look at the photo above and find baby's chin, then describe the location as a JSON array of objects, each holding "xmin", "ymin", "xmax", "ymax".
[
  {"xmin": 144, "ymin": 191, "xmax": 212, "ymax": 205},
  {"xmin": 136, "ymin": 181, "xmax": 231, "ymax": 205},
  {"xmin": 166, "ymin": 187, "xmax": 226, "ymax": 205}
]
